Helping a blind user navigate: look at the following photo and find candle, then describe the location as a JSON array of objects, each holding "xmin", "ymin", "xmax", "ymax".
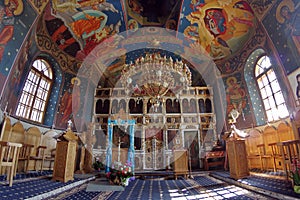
[{"xmin": 118, "ymin": 137, "xmax": 121, "ymax": 163}]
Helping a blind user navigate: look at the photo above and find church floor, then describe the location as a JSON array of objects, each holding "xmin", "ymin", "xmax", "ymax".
[{"xmin": 0, "ymin": 169, "xmax": 298, "ymax": 200}]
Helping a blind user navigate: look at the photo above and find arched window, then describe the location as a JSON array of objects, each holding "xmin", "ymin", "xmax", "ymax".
[
  {"xmin": 255, "ymin": 55, "xmax": 289, "ymax": 122},
  {"xmin": 16, "ymin": 59, "xmax": 53, "ymax": 123}
]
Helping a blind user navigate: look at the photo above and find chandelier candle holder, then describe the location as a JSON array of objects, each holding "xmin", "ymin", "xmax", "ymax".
[{"xmin": 121, "ymin": 53, "xmax": 192, "ymax": 104}]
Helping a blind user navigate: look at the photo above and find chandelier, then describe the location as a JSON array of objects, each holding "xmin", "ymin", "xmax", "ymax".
[{"xmin": 120, "ymin": 53, "xmax": 192, "ymax": 104}]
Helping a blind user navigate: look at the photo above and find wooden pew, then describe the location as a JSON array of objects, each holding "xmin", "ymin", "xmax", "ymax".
[
  {"xmin": 10, "ymin": 121, "xmax": 25, "ymax": 144},
  {"xmin": 244, "ymin": 121, "xmax": 297, "ymax": 175},
  {"xmin": 277, "ymin": 139, "xmax": 300, "ymax": 179},
  {"xmin": 0, "ymin": 115, "xmax": 12, "ymax": 142},
  {"xmin": 41, "ymin": 130, "xmax": 58, "ymax": 170},
  {"xmin": 277, "ymin": 122, "xmax": 294, "ymax": 142},
  {"xmin": 25, "ymin": 127, "xmax": 46, "ymax": 172},
  {"xmin": 0, "ymin": 141, "xmax": 23, "ymax": 186},
  {"xmin": 245, "ymin": 129, "xmax": 264, "ymax": 169},
  {"xmin": 9, "ymin": 122, "xmax": 27, "ymax": 172},
  {"xmin": 266, "ymin": 122, "xmax": 295, "ymax": 173},
  {"xmin": 275, "ymin": 122, "xmax": 295, "ymax": 176},
  {"xmin": 293, "ymin": 109, "xmax": 300, "ymax": 140},
  {"xmin": 261, "ymin": 125, "xmax": 278, "ymax": 170}
]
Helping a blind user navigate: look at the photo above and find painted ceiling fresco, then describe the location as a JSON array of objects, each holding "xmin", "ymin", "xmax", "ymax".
[
  {"xmin": 179, "ymin": 0, "xmax": 256, "ymax": 60},
  {"xmin": 42, "ymin": 0, "xmax": 256, "ymax": 63}
]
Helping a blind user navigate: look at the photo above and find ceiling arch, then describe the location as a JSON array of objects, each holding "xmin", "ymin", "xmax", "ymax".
[{"xmin": 42, "ymin": 0, "xmax": 257, "ymax": 64}]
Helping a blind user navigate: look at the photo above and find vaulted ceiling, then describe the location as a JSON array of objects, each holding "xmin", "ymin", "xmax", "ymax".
[{"xmin": 38, "ymin": 0, "xmax": 258, "ymax": 86}]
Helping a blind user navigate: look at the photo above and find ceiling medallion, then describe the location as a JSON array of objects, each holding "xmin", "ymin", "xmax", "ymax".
[{"xmin": 121, "ymin": 52, "xmax": 192, "ymax": 108}]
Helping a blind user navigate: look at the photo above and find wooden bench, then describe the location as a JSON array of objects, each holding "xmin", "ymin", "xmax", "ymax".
[
  {"xmin": 0, "ymin": 117, "xmax": 57, "ymax": 172},
  {"xmin": 44, "ymin": 148, "xmax": 56, "ymax": 170},
  {"xmin": 41, "ymin": 130, "xmax": 58, "ymax": 170},
  {"xmin": 244, "ymin": 121, "xmax": 296, "ymax": 172},
  {"xmin": 204, "ymin": 151, "xmax": 225, "ymax": 170}
]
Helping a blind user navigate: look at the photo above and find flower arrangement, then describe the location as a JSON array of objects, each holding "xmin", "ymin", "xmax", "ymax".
[
  {"xmin": 92, "ymin": 158, "xmax": 105, "ymax": 171},
  {"xmin": 291, "ymin": 159, "xmax": 300, "ymax": 184},
  {"xmin": 290, "ymin": 159, "xmax": 300, "ymax": 193},
  {"xmin": 106, "ymin": 161, "xmax": 134, "ymax": 186}
]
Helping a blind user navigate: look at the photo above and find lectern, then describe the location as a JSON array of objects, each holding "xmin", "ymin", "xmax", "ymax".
[
  {"xmin": 52, "ymin": 129, "xmax": 78, "ymax": 182},
  {"xmin": 226, "ymin": 139, "xmax": 249, "ymax": 179},
  {"xmin": 173, "ymin": 149, "xmax": 188, "ymax": 179}
]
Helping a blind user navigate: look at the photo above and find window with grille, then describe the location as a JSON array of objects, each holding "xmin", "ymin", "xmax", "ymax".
[
  {"xmin": 16, "ymin": 59, "xmax": 53, "ymax": 123},
  {"xmin": 255, "ymin": 55, "xmax": 289, "ymax": 122}
]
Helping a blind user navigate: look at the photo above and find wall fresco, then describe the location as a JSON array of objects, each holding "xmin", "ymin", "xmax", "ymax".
[
  {"xmin": 0, "ymin": 0, "xmax": 37, "ymax": 88},
  {"xmin": 178, "ymin": 0, "xmax": 257, "ymax": 60},
  {"xmin": 263, "ymin": 0, "xmax": 300, "ymax": 74},
  {"xmin": 48, "ymin": 0, "xmax": 124, "ymax": 61}
]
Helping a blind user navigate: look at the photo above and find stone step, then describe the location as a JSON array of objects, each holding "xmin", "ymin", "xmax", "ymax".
[{"xmin": 86, "ymin": 178, "xmax": 125, "ymax": 192}]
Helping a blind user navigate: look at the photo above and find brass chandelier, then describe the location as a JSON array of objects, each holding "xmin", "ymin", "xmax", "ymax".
[{"xmin": 121, "ymin": 52, "xmax": 192, "ymax": 104}]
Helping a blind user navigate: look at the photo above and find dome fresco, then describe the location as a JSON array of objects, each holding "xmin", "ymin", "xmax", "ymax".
[{"xmin": 43, "ymin": 0, "xmax": 256, "ymax": 61}]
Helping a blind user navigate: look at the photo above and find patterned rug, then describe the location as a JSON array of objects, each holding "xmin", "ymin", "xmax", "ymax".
[
  {"xmin": 45, "ymin": 173, "xmax": 268, "ymax": 200},
  {"xmin": 1, "ymin": 170, "xmax": 292, "ymax": 199},
  {"xmin": 0, "ymin": 170, "xmax": 53, "ymax": 183},
  {"xmin": 104, "ymin": 174, "xmax": 269, "ymax": 200},
  {"xmin": 0, "ymin": 171, "xmax": 94, "ymax": 200}
]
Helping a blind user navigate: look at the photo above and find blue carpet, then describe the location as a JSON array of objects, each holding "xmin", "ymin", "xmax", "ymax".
[
  {"xmin": 106, "ymin": 178, "xmax": 202, "ymax": 200},
  {"xmin": 105, "ymin": 176, "xmax": 265, "ymax": 200},
  {"xmin": 48, "ymin": 175, "xmax": 263, "ymax": 199},
  {"xmin": 63, "ymin": 190, "xmax": 100, "ymax": 200},
  {"xmin": 0, "ymin": 170, "xmax": 52, "ymax": 182},
  {"xmin": 250, "ymin": 168, "xmax": 286, "ymax": 177},
  {"xmin": 190, "ymin": 175, "xmax": 264, "ymax": 200},
  {"xmin": 193, "ymin": 175, "xmax": 226, "ymax": 187},
  {"xmin": 0, "ymin": 171, "xmax": 93, "ymax": 200},
  {"xmin": 0, "ymin": 171, "xmax": 278, "ymax": 199},
  {"xmin": 211, "ymin": 171, "xmax": 300, "ymax": 199}
]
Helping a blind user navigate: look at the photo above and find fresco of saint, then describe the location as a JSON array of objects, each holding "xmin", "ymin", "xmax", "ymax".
[
  {"xmin": 0, "ymin": 0, "xmax": 23, "ymax": 62},
  {"xmin": 70, "ymin": 13, "xmax": 105, "ymax": 39},
  {"xmin": 225, "ymin": 76, "xmax": 246, "ymax": 114},
  {"xmin": 184, "ymin": 0, "xmax": 256, "ymax": 60}
]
